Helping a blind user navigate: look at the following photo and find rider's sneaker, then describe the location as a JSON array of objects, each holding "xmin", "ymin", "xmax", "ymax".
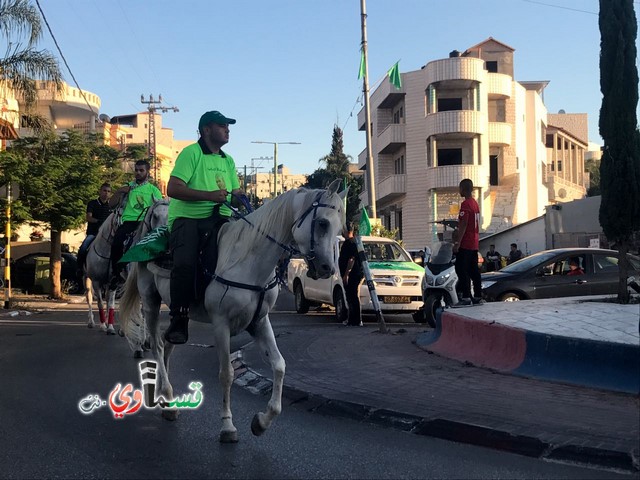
[
  {"xmin": 452, "ymin": 298, "xmax": 473, "ymax": 308},
  {"xmin": 106, "ymin": 324, "xmax": 116, "ymax": 335},
  {"xmin": 164, "ymin": 313, "xmax": 189, "ymax": 344},
  {"xmin": 100, "ymin": 322, "xmax": 108, "ymax": 332},
  {"xmin": 471, "ymin": 297, "xmax": 485, "ymax": 305}
]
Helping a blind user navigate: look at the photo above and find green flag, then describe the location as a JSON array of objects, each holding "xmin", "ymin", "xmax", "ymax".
[
  {"xmin": 119, "ymin": 225, "xmax": 170, "ymax": 263},
  {"xmin": 358, "ymin": 49, "xmax": 366, "ymax": 80},
  {"xmin": 359, "ymin": 207, "xmax": 371, "ymax": 236},
  {"xmin": 387, "ymin": 61, "xmax": 402, "ymax": 89}
]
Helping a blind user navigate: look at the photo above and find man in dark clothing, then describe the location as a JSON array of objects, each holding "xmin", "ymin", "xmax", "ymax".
[
  {"xmin": 338, "ymin": 222, "xmax": 364, "ymax": 326},
  {"xmin": 485, "ymin": 244, "xmax": 502, "ymax": 272},
  {"xmin": 507, "ymin": 243, "xmax": 524, "ymax": 265},
  {"xmin": 77, "ymin": 183, "xmax": 112, "ymax": 278}
]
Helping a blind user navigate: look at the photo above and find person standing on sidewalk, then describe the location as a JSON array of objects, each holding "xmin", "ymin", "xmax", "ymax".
[
  {"xmin": 453, "ymin": 178, "xmax": 483, "ymax": 306},
  {"xmin": 338, "ymin": 222, "xmax": 364, "ymax": 326}
]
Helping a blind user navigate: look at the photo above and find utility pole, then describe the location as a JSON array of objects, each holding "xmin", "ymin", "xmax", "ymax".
[
  {"xmin": 251, "ymin": 142, "xmax": 300, "ymax": 198},
  {"xmin": 140, "ymin": 94, "xmax": 179, "ymax": 184},
  {"xmin": 360, "ymin": 0, "xmax": 377, "ymax": 218}
]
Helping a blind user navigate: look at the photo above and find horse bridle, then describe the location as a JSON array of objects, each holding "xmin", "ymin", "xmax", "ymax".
[{"xmin": 226, "ymin": 190, "xmax": 339, "ymax": 266}]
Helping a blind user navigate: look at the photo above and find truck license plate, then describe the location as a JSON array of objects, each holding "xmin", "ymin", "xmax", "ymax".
[{"xmin": 383, "ymin": 296, "xmax": 410, "ymax": 304}]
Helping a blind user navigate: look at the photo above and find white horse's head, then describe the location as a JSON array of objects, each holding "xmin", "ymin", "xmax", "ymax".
[{"xmin": 292, "ymin": 179, "xmax": 347, "ymax": 280}]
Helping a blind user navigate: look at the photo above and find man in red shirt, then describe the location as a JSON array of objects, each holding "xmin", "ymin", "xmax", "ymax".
[{"xmin": 453, "ymin": 178, "xmax": 483, "ymax": 306}]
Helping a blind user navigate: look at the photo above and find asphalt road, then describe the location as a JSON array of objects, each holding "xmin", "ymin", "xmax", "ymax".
[{"xmin": 0, "ymin": 291, "xmax": 632, "ymax": 479}]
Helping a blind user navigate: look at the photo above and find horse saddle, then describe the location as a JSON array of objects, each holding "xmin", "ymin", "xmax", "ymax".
[{"xmin": 149, "ymin": 216, "xmax": 229, "ymax": 300}]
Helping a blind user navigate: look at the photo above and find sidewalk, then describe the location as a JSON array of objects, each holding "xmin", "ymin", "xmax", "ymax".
[{"xmin": 235, "ymin": 297, "xmax": 640, "ymax": 473}]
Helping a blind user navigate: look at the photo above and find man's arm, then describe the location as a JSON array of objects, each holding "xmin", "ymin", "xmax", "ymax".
[
  {"xmin": 167, "ymin": 176, "xmax": 228, "ymax": 203},
  {"xmin": 109, "ymin": 185, "xmax": 130, "ymax": 209},
  {"xmin": 454, "ymin": 216, "xmax": 468, "ymax": 253}
]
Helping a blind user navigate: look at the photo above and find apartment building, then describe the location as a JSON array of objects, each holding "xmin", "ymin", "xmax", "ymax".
[
  {"xmin": 358, "ymin": 38, "xmax": 588, "ymax": 250},
  {"xmin": 248, "ymin": 165, "xmax": 307, "ymax": 201}
]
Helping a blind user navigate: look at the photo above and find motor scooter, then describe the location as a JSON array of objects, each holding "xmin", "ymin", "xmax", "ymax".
[{"xmin": 421, "ymin": 242, "xmax": 460, "ymax": 328}]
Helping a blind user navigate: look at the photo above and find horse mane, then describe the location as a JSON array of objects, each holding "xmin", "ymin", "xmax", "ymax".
[
  {"xmin": 132, "ymin": 198, "xmax": 170, "ymax": 243},
  {"xmin": 216, "ymin": 187, "xmax": 331, "ymax": 272}
]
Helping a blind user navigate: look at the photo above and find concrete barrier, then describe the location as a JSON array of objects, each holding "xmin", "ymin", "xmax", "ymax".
[{"xmin": 416, "ymin": 308, "xmax": 639, "ymax": 394}]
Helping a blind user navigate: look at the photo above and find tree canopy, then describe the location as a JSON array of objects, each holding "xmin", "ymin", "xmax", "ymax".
[
  {"xmin": 304, "ymin": 125, "xmax": 363, "ymax": 223},
  {"xmin": 598, "ymin": 0, "xmax": 640, "ymax": 301}
]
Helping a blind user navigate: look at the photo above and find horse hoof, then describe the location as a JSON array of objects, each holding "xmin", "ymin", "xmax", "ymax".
[
  {"xmin": 161, "ymin": 410, "xmax": 179, "ymax": 421},
  {"xmin": 87, "ymin": 323, "xmax": 94, "ymax": 329},
  {"xmin": 251, "ymin": 414, "xmax": 266, "ymax": 437},
  {"xmin": 118, "ymin": 328, "xmax": 125, "ymax": 337},
  {"xmin": 219, "ymin": 430, "xmax": 239, "ymax": 443},
  {"xmin": 133, "ymin": 350, "xmax": 144, "ymax": 359}
]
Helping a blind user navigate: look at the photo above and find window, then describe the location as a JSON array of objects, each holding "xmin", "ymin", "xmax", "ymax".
[
  {"xmin": 593, "ymin": 255, "xmax": 618, "ymax": 273},
  {"xmin": 392, "ymin": 106, "xmax": 404, "ymax": 124},
  {"xmin": 394, "ymin": 155, "xmax": 405, "ymax": 174},
  {"xmin": 546, "ymin": 134, "xmax": 554, "ymax": 148},
  {"xmin": 486, "ymin": 61, "xmax": 498, "ymax": 73},
  {"xmin": 437, "ymin": 149, "xmax": 462, "ymax": 166},
  {"xmin": 437, "ymin": 98, "xmax": 462, "ymax": 112}
]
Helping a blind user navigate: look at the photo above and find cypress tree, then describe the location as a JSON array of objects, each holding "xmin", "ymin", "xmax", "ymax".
[{"xmin": 598, "ymin": 0, "xmax": 640, "ymax": 302}]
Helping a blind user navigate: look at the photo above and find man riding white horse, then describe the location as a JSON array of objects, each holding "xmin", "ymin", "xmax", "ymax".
[
  {"xmin": 164, "ymin": 110, "xmax": 244, "ymax": 344},
  {"xmin": 109, "ymin": 159, "xmax": 162, "ymax": 290}
]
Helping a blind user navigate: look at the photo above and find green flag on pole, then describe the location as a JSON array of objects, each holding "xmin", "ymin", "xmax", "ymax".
[
  {"xmin": 359, "ymin": 207, "xmax": 371, "ymax": 236},
  {"xmin": 358, "ymin": 49, "xmax": 366, "ymax": 80},
  {"xmin": 387, "ymin": 61, "xmax": 402, "ymax": 89}
]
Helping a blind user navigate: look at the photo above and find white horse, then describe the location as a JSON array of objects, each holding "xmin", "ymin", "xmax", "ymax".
[
  {"xmin": 119, "ymin": 180, "xmax": 346, "ymax": 442},
  {"xmin": 84, "ymin": 199, "xmax": 169, "ymax": 339}
]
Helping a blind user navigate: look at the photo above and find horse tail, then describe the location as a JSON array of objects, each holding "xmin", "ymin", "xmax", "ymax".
[{"xmin": 119, "ymin": 263, "xmax": 146, "ymax": 348}]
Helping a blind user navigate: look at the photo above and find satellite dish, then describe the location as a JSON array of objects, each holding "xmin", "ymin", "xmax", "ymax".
[
  {"xmin": 558, "ymin": 109, "xmax": 566, "ymax": 114},
  {"xmin": 99, "ymin": 113, "xmax": 111, "ymax": 123}
]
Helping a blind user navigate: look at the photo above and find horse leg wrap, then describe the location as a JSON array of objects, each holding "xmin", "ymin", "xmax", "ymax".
[
  {"xmin": 99, "ymin": 310, "xmax": 106, "ymax": 324},
  {"xmin": 108, "ymin": 308, "xmax": 115, "ymax": 325}
]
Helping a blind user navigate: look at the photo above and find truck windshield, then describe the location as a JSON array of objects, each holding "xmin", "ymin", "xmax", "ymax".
[{"xmin": 363, "ymin": 241, "xmax": 411, "ymax": 262}]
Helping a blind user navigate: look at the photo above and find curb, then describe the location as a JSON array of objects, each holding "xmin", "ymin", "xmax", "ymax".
[
  {"xmin": 416, "ymin": 309, "xmax": 640, "ymax": 394},
  {"xmin": 231, "ymin": 350, "xmax": 639, "ymax": 473}
]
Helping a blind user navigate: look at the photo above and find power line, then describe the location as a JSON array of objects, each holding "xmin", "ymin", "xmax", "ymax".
[
  {"xmin": 33, "ymin": 0, "xmax": 132, "ymax": 149},
  {"xmin": 521, "ymin": 0, "xmax": 597, "ymax": 15}
]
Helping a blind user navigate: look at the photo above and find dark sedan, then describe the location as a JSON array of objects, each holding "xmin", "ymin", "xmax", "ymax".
[
  {"xmin": 480, "ymin": 248, "xmax": 640, "ymax": 302},
  {"xmin": 11, "ymin": 252, "xmax": 81, "ymax": 294}
]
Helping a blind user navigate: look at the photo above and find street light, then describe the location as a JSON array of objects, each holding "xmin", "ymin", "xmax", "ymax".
[{"xmin": 251, "ymin": 141, "xmax": 301, "ymax": 198}]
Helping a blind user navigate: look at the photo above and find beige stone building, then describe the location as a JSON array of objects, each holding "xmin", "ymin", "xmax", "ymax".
[
  {"xmin": 358, "ymin": 38, "xmax": 589, "ymax": 250},
  {"xmin": 248, "ymin": 165, "xmax": 307, "ymax": 201},
  {"xmin": 2, "ymin": 80, "xmax": 188, "ymax": 248}
]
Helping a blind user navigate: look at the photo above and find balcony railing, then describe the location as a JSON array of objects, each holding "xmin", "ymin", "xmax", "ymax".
[
  {"xmin": 488, "ymin": 122, "xmax": 512, "ymax": 146},
  {"xmin": 376, "ymin": 174, "xmax": 406, "ymax": 202},
  {"xmin": 487, "ymin": 73, "xmax": 512, "ymax": 98},
  {"xmin": 377, "ymin": 123, "xmax": 405, "ymax": 154},
  {"xmin": 425, "ymin": 57, "xmax": 486, "ymax": 85},
  {"xmin": 425, "ymin": 165, "xmax": 488, "ymax": 190},
  {"xmin": 425, "ymin": 110, "xmax": 486, "ymax": 137}
]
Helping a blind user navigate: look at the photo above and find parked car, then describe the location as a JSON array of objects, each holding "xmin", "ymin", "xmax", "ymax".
[
  {"xmin": 480, "ymin": 248, "xmax": 640, "ymax": 302},
  {"xmin": 288, "ymin": 236, "xmax": 424, "ymax": 321},
  {"xmin": 11, "ymin": 252, "xmax": 81, "ymax": 294}
]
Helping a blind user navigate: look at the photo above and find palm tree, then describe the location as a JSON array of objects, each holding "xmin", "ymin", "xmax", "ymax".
[{"xmin": 0, "ymin": 0, "xmax": 62, "ymax": 120}]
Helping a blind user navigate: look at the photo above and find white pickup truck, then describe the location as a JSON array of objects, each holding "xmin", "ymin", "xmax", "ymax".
[{"xmin": 287, "ymin": 235, "xmax": 424, "ymax": 322}]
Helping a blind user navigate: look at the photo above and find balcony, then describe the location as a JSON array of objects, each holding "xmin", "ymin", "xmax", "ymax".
[
  {"xmin": 488, "ymin": 122, "xmax": 512, "ymax": 146},
  {"xmin": 358, "ymin": 148, "xmax": 367, "ymax": 169},
  {"xmin": 376, "ymin": 174, "xmax": 406, "ymax": 203},
  {"xmin": 487, "ymin": 73, "xmax": 512, "ymax": 98},
  {"xmin": 426, "ymin": 110, "xmax": 486, "ymax": 137},
  {"xmin": 358, "ymin": 80, "xmax": 405, "ymax": 131},
  {"xmin": 544, "ymin": 173, "xmax": 587, "ymax": 202},
  {"xmin": 377, "ymin": 123, "xmax": 405, "ymax": 154},
  {"xmin": 425, "ymin": 57, "xmax": 485, "ymax": 86},
  {"xmin": 425, "ymin": 165, "xmax": 488, "ymax": 191}
]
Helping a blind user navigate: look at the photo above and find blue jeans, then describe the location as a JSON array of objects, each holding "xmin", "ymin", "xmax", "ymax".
[{"xmin": 77, "ymin": 235, "xmax": 95, "ymax": 271}]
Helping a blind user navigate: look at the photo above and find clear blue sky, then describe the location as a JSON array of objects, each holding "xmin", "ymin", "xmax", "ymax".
[{"xmin": 37, "ymin": 0, "xmax": 639, "ymax": 175}]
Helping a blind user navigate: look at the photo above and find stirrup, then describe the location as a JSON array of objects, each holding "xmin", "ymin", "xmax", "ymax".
[{"xmin": 164, "ymin": 313, "xmax": 189, "ymax": 345}]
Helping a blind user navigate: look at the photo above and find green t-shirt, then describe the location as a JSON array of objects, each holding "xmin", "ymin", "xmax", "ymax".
[
  {"xmin": 168, "ymin": 141, "xmax": 240, "ymax": 229},
  {"xmin": 121, "ymin": 181, "xmax": 163, "ymax": 222}
]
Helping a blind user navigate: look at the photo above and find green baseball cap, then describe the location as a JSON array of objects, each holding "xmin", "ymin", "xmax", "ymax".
[{"xmin": 198, "ymin": 111, "xmax": 236, "ymax": 131}]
